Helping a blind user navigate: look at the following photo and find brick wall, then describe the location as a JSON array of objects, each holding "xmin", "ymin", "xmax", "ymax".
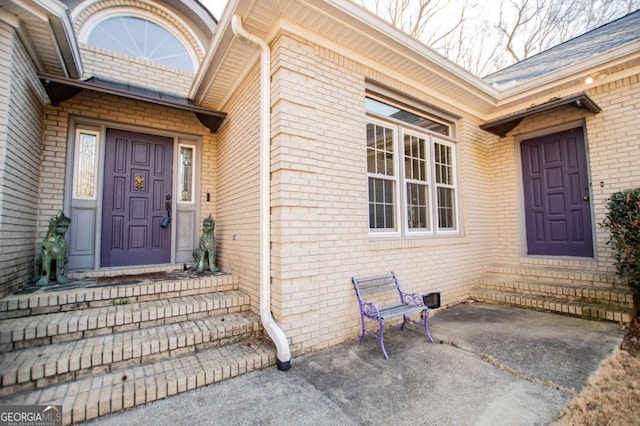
[
  {"xmin": 211, "ymin": 66, "xmax": 262, "ymax": 312},
  {"xmin": 0, "ymin": 23, "xmax": 46, "ymax": 296},
  {"xmin": 79, "ymin": 45, "xmax": 193, "ymax": 98},
  {"xmin": 258, "ymin": 33, "xmax": 494, "ymax": 355}
]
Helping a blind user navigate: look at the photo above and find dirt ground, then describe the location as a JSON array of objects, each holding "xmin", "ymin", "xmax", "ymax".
[{"xmin": 555, "ymin": 314, "xmax": 640, "ymax": 426}]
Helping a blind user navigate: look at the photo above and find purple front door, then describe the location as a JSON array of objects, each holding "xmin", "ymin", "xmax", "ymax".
[
  {"xmin": 101, "ymin": 129, "xmax": 173, "ymax": 267},
  {"xmin": 521, "ymin": 128, "xmax": 593, "ymax": 257}
]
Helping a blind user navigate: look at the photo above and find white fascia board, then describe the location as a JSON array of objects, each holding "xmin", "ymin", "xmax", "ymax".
[
  {"xmin": 9, "ymin": 0, "xmax": 82, "ymax": 78},
  {"xmin": 190, "ymin": 0, "xmax": 246, "ymax": 103},
  {"xmin": 0, "ymin": 8, "xmax": 46, "ymax": 72},
  {"xmin": 278, "ymin": 19, "xmax": 488, "ymax": 120},
  {"xmin": 494, "ymin": 41, "xmax": 640, "ymax": 106},
  {"xmin": 316, "ymin": 0, "xmax": 501, "ymax": 100}
]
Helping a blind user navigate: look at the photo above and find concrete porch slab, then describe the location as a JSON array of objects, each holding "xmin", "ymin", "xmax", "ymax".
[{"xmin": 88, "ymin": 302, "xmax": 625, "ymax": 426}]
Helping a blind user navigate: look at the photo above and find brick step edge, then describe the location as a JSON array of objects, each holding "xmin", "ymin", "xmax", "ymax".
[
  {"xmin": 470, "ymin": 288, "xmax": 632, "ymax": 323},
  {"xmin": 0, "ymin": 311, "xmax": 263, "ymax": 396},
  {"xmin": 474, "ymin": 280, "xmax": 634, "ymax": 308},
  {"xmin": 486, "ymin": 266, "xmax": 624, "ymax": 287},
  {"xmin": 0, "ymin": 338, "xmax": 277, "ymax": 425},
  {"xmin": 0, "ymin": 273, "xmax": 238, "ymax": 319},
  {"xmin": 0, "ymin": 291, "xmax": 251, "ymax": 350}
]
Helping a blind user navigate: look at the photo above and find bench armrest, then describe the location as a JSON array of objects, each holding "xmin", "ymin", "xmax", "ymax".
[
  {"xmin": 400, "ymin": 291, "xmax": 425, "ymax": 307},
  {"xmin": 360, "ymin": 301, "xmax": 382, "ymax": 319}
]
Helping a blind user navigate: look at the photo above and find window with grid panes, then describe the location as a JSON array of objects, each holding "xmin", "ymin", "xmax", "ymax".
[{"xmin": 366, "ymin": 96, "xmax": 458, "ymax": 236}]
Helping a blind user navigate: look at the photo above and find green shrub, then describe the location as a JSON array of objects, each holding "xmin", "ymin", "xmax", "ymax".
[{"xmin": 602, "ymin": 188, "xmax": 640, "ymax": 309}]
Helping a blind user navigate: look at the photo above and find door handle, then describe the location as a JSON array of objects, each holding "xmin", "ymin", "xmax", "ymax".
[
  {"xmin": 583, "ymin": 195, "xmax": 590, "ymax": 201},
  {"xmin": 161, "ymin": 194, "xmax": 171, "ymax": 227}
]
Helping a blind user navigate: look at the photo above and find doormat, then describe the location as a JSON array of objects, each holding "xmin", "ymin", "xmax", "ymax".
[{"xmin": 96, "ymin": 271, "xmax": 168, "ymax": 285}]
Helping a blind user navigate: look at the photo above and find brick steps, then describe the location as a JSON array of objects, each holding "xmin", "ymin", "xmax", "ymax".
[
  {"xmin": 471, "ymin": 267, "xmax": 634, "ymax": 323},
  {"xmin": 0, "ymin": 337, "xmax": 276, "ymax": 425},
  {"xmin": 0, "ymin": 272, "xmax": 237, "ymax": 320},
  {"xmin": 0, "ymin": 271, "xmax": 277, "ymax": 424},
  {"xmin": 0, "ymin": 311, "xmax": 262, "ymax": 397},
  {"xmin": 470, "ymin": 288, "xmax": 632, "ymax": 323},
  {"xmin": 476, "ymin": 275, "xmax": 633, "ymax": 309},
  {"xmin": 487, "ymin": 264, "xmax": 627, "ymax": 289},
  {"xmin": 0, "ymin": 291, "xmax": 250, "ymax": 351}
]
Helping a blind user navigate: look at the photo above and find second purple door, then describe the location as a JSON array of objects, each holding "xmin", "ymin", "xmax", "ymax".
[
  {"xmin": 101, "ymin": 129, "xmax": 173, "ymax": 267},
  {"xmin": 521, "ymin": 128, "xmax": 593, "ymax": 257}
]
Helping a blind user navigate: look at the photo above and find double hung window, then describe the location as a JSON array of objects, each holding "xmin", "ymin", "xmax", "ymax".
[{"xmin": 366, "ymin": 96, "xmax": 458, "ymax": 236}]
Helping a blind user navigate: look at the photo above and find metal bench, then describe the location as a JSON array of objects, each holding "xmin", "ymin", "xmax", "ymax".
[{"xmin": 352, "ymin": 271, "xmax": 434, "ymax": 359}]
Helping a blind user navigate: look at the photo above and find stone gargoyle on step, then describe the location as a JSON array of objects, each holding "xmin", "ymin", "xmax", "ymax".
[
  {"xmin": 36, "ymin": 210, "xmax": 71, "ymax": 286},
  {"xmin": 192, "ymin": 214, "xmax": 220, "ymax": 273}
]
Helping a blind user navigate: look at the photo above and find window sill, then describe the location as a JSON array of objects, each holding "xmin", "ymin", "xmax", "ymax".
[{"xmin": 369, "ymin": 235, "xmax": 468, "ymax": 251}]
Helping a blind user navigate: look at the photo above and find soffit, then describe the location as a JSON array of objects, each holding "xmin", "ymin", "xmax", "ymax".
[
  {"xmin": 192, "ymin": 0, "xmax": 498, "ymax": 116},
  {"xmin": 1, "ymin": 0, "xmax": 82, "ymax": 78},
  {"xmin": 193, "ymin": 0, "xmax": 639, "ymax": 123}
]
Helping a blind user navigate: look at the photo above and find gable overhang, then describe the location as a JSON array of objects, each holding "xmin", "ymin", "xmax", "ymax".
[
  {"xmin": 0, "ymin": 0, "xmax": 82, "ymax": 78},
  {"xmin": 194, "ymin": 0, "xmax": 639, "ymax": 125},
  {"xmin": 39, "ymin": 74, "xmax": 227, "ymax": 133},
  {"xmin": 480, "ymin": 94, "xmax": 601, "ymax": 137},
  {"xmin": 191, "ymin": 0, "xmax": 499, "ymax": 117}
]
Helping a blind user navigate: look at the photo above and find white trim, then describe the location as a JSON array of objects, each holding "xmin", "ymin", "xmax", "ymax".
[
  {"xmin": 366, "ymin": 117, "xmax": 402, "ymax": 238},
  {"xmin": 71, "ymin": 128, "xmax": 100, "ymax": 200},
  {"xmin": 401, "ymin": 127, "xmax": 432, "ymax": 235},
  {"xmin": 432, "ymin": 138, "xmax": 459, "ymax": 234},
  {"xmin": 177, "ymin": 142, "xmax": 197, "ymax": 204},
  {"xmin": 278, "ymin": 19, "xmax": 489, "ymax": 120},
  {"xmin": 366, "ymin": 115, "xmax": 460, "ymax": 238}
]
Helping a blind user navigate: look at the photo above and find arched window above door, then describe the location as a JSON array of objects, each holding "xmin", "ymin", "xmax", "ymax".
[{"xmin": 84, "ymin": 14, "xmax": 196, "ymax": 73}]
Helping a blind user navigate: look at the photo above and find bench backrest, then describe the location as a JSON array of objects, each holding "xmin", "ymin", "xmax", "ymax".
[{"xmin": 352, "ymin": 272, "xmax": 402, "ymax": 304}]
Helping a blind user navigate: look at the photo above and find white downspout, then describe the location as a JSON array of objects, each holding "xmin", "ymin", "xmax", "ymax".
[{"xmin": 231, "ymin": 14, "xmax": 291, "ymax": 371}]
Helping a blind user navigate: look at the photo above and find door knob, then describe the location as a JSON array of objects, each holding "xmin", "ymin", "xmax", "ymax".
[{"xmin": 583, "ymin": 195, "xmax": 590, "ymax": 201}]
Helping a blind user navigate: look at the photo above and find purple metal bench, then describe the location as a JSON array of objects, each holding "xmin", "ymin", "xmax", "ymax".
[{"xmin": 352, "ymin": 271, "xmax": 434, "ymax": 359}]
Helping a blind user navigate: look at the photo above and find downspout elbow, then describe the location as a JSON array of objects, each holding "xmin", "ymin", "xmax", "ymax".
[{"xmin": 231, "ymin": 14, "xmax": 291, "ymax": 371}]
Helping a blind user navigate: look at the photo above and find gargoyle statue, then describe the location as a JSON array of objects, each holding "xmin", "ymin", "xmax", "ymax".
[
  {"xmin": 192, "ymin": 214, "xmax": 220, "ymax": 273},
  {"xmin": 36, "ymin": 210, "xmax": 71, "ymax": 286}
]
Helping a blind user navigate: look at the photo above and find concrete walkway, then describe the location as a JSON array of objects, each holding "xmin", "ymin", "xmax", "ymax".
[{"xmin": 87, "ymin": 303, "xmax": 624, "ymax": 426}]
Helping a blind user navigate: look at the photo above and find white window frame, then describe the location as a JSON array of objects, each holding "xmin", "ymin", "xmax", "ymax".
[
  {"xmin": 78, "ymin": 7, "xmax": 200, "ymax": 73},
  {"xmin": 366, "ymin": 105, "xmax": 459, "ymax": 238},
  {"xmin": 367, "ymin": 118, "xmax": 402, "ymax": 237},
  {"xmin": 177, "ymin": 143, "xmax": 196, "ymax": 204},
  {"xmin": 72, "ymin": 127, "xmax": 100, "ymax": 200}
]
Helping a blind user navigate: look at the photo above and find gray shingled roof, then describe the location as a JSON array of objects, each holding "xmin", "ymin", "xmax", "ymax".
[{"xmin": 484, "ymin": 9, "xmax": 640, "ymax": 87}]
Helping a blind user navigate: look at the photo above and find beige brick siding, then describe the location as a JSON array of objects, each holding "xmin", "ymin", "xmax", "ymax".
[
  {"xmin": 211, "ymin": 66, "xmax": 262, "ymax": 314},
  {"xmin": 485, "ymin": 73, "xmax": 640, "ymax": 275},
  {"xmin": 229, "ymin": 33, "xmax": 494, "ymax": 355},
  {"xmin": 79, "ymin": 45, "xmax": 193, "ymax": 98},
  {"xmin": 0, "ymin": 23, "xmax": 46, "ymax": 297}
]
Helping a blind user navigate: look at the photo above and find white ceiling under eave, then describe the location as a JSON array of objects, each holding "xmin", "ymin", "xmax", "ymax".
[
  {"xmin": 191, "ymin": 0, "xmax": 500, "ymax": 117},
  {"xmin": 0, "ymin": 0, "xmax": 82, "ymax": 79}
]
